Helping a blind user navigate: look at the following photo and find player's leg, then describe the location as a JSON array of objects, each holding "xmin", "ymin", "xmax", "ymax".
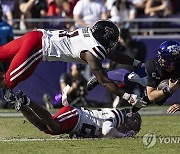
[
  {"xmin": 20, "ymin": 104, "xmax": 49, "ymax": 132},
  {"xmin": 87, "ymin": 67, "xmax": 148, "ymax": 91},
  {"xmin": 29, "ymin": 101, "xmax": 60, "ymax": 133},
  {"xmin": 4, "ymin": 90, "xmax": 49, "ymax": 132},
  {"xmin": 14, "ymin": 91, "xmax": 61, "ymax": 134},
  {"xmin": 0, "ymin": 31, "xmax": 43, "ymax": 89},
  {"xmin": 87, "ymin": 69, "xmax": 130, "ymax": 91}
]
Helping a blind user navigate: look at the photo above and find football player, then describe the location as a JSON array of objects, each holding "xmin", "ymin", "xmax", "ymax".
[
  {"xmin": 146, "ymin": 40, "xmax": 180, "ymax": 105},
  {"xmin": 87, "ymin": 40, "xmax": 180, "ymax": 110},
  {"xmin": 10, "ymin": 91, "xmax": 141, "ymax": 138},
  {"xmin": 0, "ymin": 20, "xmax": 147, "ymax": 108}
]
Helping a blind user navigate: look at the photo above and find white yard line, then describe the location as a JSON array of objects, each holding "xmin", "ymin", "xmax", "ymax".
[{"xmin": 0, "ymin": 138, "xmax": 97, "ymax": 142}]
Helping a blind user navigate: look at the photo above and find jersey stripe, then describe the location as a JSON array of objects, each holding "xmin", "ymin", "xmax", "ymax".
[
  {"xmin": 9, "ymin": 51, "xmax": 43, "ymax": 81},
  {"xmin": 57, "ymin": 109, "xmax": 77, "ymax": 119},
  {"xmin": 96, "ymin": 46, "xmax": 106, "ymax": 57},
  {"xmin": 94, "ymin": 46, "xmax": 106, "ymax": 59},
  {"xmin": 111, "ymin": 110, "xmax": 120, "ymax": 128},
  {"xmin": 58, "ymin": 112, "xmax": 78, "ymax": 122},
  {"xmin": 92, "ymin": 47, "xmax": 104, "ymax": 60},
  {"xmin": 10, "ymin": 50, "xmax": 42, "ymax": 76},
  {"xmin": 116, "ymin": 109, "xmax": 124, "ymax": 125}
]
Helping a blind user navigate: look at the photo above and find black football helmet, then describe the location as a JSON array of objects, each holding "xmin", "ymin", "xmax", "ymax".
[
  {"xmin": 118, "ymin": 108, "xmax": 142, "ymax": 135},
  {"xmin": 91, "ymin": 20, "xmax": 120, "ymax": 50}
]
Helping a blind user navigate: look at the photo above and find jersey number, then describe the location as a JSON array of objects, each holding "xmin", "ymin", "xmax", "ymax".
[
  {"xmin": 80, "ymin": 123, "xmax": 97, "ymax": 137},
  {"xmin": 59, "ymin": 30, "xmax": 79, "ymax": 38}
]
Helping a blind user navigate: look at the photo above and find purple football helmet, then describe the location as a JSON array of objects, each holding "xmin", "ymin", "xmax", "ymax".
[{"xmin": 157, "ymin": 40, "xmax": 180, "ymax": 69}]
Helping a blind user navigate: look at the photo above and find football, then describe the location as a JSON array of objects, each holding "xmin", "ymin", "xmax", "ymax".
[{"xmin": 157, "ymin": 79, "xmax": 169, "ymax": 90}]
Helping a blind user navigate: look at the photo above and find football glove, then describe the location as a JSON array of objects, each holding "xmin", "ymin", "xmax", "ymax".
[{"xmin": 122, "ymin": 93, "xmax": 147, "ymax": 108}]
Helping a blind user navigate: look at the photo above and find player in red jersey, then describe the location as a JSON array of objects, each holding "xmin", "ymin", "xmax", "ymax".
[{"xmin": 10, "ymin": 90, "xmax": 141, "ymax": 138}]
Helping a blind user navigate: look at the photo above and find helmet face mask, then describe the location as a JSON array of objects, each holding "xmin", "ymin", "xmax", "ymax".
[
  {"xmin": 157, "ymin": 55, "xmax": 178, "ymax": 70},
  {"xmin": 157, "ymin": 41, "xmax": 180, "ymax": 70},
  {"xmin": 91, "ymin": 20, "xmax": 119, "ymax": 50}
]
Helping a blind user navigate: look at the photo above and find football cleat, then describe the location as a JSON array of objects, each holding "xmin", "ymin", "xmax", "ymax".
[
  {"xmin": 12, "ymin": 91, "xmax": 31, "ymax": 111},
  {"xmin": 16, "ymin": 90, "xmax": 31, "ymax": 106},
  {"xmin": 13, "ymin": 100, "xmax": 22, "ymax": 111},
  {"xmin": 86, "ymin": 76, "xmax": 99, "ymax": 91},
  {"xmin": 4, "ymin": 89, "xmax": 16, "ymax": 102}
]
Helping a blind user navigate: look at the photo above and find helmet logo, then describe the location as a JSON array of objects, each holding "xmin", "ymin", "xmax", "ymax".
[
  {"xmin": 104, "ymin": 26, "xmax": 114, "ymax": 39},
  {"xmin": 167, "ymin": 44, "xmax": 180, "ymax": 55}
]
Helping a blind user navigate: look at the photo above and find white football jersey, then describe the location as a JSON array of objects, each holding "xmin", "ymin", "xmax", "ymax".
[
  {"xmin": 71, "ymin": 107, "xmax": 124, "ymax": 138},
  {"xmin": 38, "ymin": 28, "xmax": 107, "ymax": 63}
]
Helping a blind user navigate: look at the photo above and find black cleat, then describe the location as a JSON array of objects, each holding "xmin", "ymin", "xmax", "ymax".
[
  {"xmin": 86, "ymin": 76, "xmax": 99, "ymax": 91},
  {"xmin": 4, "ymin": 89, "xmax": 16, "ymax": 102}
]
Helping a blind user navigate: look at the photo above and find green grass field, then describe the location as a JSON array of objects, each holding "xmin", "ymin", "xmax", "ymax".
[{"xmin": 0, "ymin": 108, "xmax": 180, "ymax": 154}]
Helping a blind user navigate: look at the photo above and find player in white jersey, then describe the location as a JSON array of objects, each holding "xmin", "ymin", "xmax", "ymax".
[
  {"xmin": 40, "ymin": 27, "xmax": 107, "ymax": 63},
  {"xmin": 0, "ymin": 20, "xmax": 147, "ymax": 108},
  {"xmin": 10, "ymin": 91, "xmax": 142, "ymax": 138}
]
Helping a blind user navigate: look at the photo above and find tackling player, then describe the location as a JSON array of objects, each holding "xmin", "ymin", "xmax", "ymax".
[
  {"xmin": 9, "ymin": 91, "xmax": 141, "ymax": 138},
  {"xmin": 0, "ymin": 20, "xmax": 147, "ymax": 108}
]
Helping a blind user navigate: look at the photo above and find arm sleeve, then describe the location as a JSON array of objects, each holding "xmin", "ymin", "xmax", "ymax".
[{"xmin": 102, "ymin": 120, "xmax": 126, "ymax": 138}]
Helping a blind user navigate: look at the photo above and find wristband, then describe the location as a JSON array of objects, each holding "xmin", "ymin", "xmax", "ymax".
[
  {"xmin": 162, "ymin": 86, "xmax": 172, "ymax": 97},
  {"xmin": 133, "ymin": 59, "xmax": 141, "ymax": 68}
]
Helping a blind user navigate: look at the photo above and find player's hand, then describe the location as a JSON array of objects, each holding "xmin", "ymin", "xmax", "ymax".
[
  {"xmin": 167, "ymin": 104, "xmax": 180, "ymax": 114},
  {"xmin": 168, "ymin": 79, "xmax": 180, "ymax": 93},
  {"xmin": 122, "ymin": 93, "xmax": 147, "ymax": 108}
]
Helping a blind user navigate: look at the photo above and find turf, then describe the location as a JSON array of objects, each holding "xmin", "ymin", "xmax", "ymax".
[{"xmin": 0, "ymin": 114, "xmax": 179, "ymax": 154}]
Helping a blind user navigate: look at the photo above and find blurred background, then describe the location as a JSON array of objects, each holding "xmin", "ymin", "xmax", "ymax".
[{"xmin": 0, "ymin": 0, "xmax": 179, "ymax": 109}]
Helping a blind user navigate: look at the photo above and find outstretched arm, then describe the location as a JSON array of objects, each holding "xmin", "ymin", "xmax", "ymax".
[
  {"xmin": 81, "ymin": 52, "xmax": 147, "ymax": 108},
  {"xmin": 107, "ymin": 50, "xmax": 141, "ymax": 67},
  {"xmin": 102, "ymin": 121, "xmax": 135, "ymax": 138},
  {"xmin": 82, "ymin": 51, "xmax": 125, "ymax": 97},
  {"xmin": 102, "ymin": 121, "xmax": 126, "ymax": 138}
]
